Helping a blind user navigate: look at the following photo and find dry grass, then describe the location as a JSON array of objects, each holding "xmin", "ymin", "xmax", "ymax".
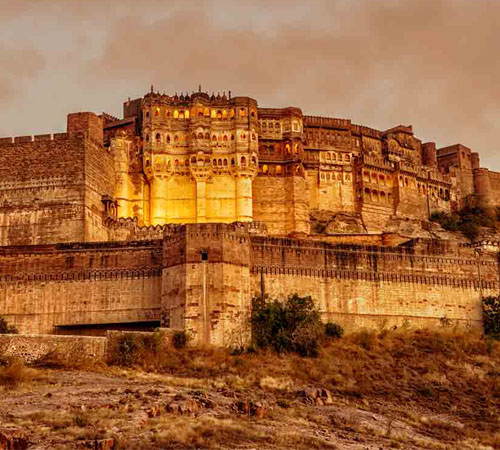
[
  {"xmin": 0, "ymin": 359, "xmax": 34, "ymax": 386},
  {"xmin": 106, "ymin": 328, "xmax": 500, "ymax": 448}
]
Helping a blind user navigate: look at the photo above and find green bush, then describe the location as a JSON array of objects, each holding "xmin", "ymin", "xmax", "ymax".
[
  {"xmin": 430, "ymin": 206, "xmax": 496, "ymax": 241},
  {"xmin": 483, "ymin": 296, "xmax": 500, "ymax": 339},
  {"xmin": 251, "ymin": 294, "xmax": 323, "ymax": 357},
  {"xmin": 325, "ymin": 322, "xmax": 344, "ymax": 339},
  {"xmin": 172, "ymin": 330, "xmax": 188, "ymax": 349},
  {"xmin": 0, "ymin": 316, "xmax": 18, "ymax": 334}
]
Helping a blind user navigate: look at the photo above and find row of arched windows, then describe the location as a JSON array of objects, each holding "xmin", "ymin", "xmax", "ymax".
[
  {"xmin": 323, "ymin": 152, "xmax": 351, "ymax": 163},
  {"xmin": 145, "ymin": 131, "xmax": 257, "ymax": 143},
  {"xmin": 363, "ymin": 171, "xmax": 392, "ymax": 186},
  {"xmin": 146, "ymin": 155, "xmax": 257, "ymax": 170},
  {"xmin": 259, "ymin": 164, "xmax": 300, "ymax": 176},
  {"xmin": 360, "ymin": 188, "xmax": 392, "ymax": 204},
  {"xmin": 306, "ymin": 130, "xmax": 350, "ymax": 145},
  {"xmin": 145, "ymin": 107, "xmax": 256, "ymax": 120}
]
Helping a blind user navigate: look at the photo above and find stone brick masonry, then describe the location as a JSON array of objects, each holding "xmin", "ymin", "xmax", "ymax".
[{"xmin": 0, "ymin": 89, "xmax": 499, "ymax": 344}]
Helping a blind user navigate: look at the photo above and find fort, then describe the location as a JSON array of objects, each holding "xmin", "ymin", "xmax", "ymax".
[{"xmin": 1, "ymin": 87, "xmax": 499, "ymax": 345}]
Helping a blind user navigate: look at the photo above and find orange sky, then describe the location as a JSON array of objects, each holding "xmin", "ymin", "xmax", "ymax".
[{"xmin": 1, "ymin": 0, "xmax": 499, "ymax": 169}]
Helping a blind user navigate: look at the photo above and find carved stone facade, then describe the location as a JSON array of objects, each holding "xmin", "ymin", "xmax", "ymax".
[{"xmin": 0, "ymin": 89, "xmax": 499, "ymax": 344}]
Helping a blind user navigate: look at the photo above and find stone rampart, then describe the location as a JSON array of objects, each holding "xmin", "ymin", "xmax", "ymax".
[{"xmin": 0, "ymin": 334, "xmax": 106, "ymax": 364}]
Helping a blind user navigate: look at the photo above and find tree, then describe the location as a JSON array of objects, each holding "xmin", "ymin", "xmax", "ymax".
[
  {"xmin": 483, "ymin": 296, "xmax": 500, "ymax": 339},
  {"xmin": 251, "ymin": 294, "xmax": 323, "ymax": 357},
  {"xmin": 0, "ymin": 316, "xmax": 18, "ymax": 334}
]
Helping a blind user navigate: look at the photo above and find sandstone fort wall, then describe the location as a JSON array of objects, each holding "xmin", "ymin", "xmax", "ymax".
[{"xmin": 0, "ymin": 241, "xmax": 162, "ymax": 334}]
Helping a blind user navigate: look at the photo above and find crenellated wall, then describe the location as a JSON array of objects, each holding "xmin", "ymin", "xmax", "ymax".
[{"xmin": 0, "ymin": 241, "xmax": 163, "ymax": 334}]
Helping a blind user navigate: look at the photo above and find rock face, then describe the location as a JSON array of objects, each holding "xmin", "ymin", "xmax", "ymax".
[
  {"xmin": 310, "ymin": 210, "xmax": 367, "ymax": 234},
  {"xmin": 298, "ymin": 387, "xmax": 334, "ymax": 406}
]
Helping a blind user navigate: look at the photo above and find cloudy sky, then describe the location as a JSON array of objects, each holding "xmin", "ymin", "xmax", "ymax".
[{"xmin": 1, "ymin": 0, "xmax": 499, "ymax": 169}]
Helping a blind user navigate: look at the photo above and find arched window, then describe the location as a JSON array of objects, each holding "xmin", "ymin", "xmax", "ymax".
[
  {"xmin": 241, "ymin": 156, "xmax": 246, "ymax": 166},
  {"xmin": 379, "ymin": 175, "xmax": 385, "ymax": 185},
  {"xmin": 231, "ymin": 133, "xmax": 235, "ymax": 141},
  {"xmin": 263, "ymin": 164, "xmax": 268, "ymax": 174},
  {"xmin": 211, "ymin": 109, "xmax": 216, "ymax": 118},
  {"xmin": 166, "ymin": 134, "xmax": 170, "ymax": 143},
  {"xmin": 198, "ymin": 133, "xmax": 203, "ymax": 139},
  {"xmin": 364, "ymin": 187, "xmax": 371, "ymax": 200},
  {"xmin": 191, "ymin": 156, "xmax": 196, "ymax": 164},
  {"xmin": 285, "ymin": 144, "xmax": 291, "ymax": 154},
  {"xmin": 223, "ymin": 159, "xmax": 228, "ymax": 166},
  {"xmin": 252, "ymin": 134, "xmax": 256, "ymax": 140},
  {"xmin": 251, "ymin": 157, "xmax": 257, "ymax": 165},
  {"xmin": 145, "ymin": 134, "xmax": 150, "ymax": 142},
  {"xmin": 173, "ymin": 110, "xmax": 179, "ymax": 119},
  {"xmin": 155, "ymin": 108, "xmax": 160, "ymax": 117},
  {"xmin": 217, "ymin": 110, "xmax": 222, "ymax": 119},
  {"xmin": 184, "ymin": 110, "xmax": 190, "ymax": 119},
  {"xmin": 218, "ymin": 134, "xmax": 222, "ymax": 141},
  {"xmin": 205, "ymin": 132, "xmax": 210, "ymax": 139},
  {"xmin": 345, "ymin": 154, "xmax": 350, "ymax": 162},
  {"xmin": 174, "ymin": 159, "xmax": 179, "ymax": 167},
  {"xmin": 179, "ymin": 111, "xmax": 185, "ymax": 119},
  {"xmin": 269, "ymin": 145, "xmax": 274, "ymax": 155},
  {"xmin": 204, "ymin": 108, "xmax": 210, "ymax": 117},
  {"xmin": 294, "ymin": 144, "xmax": 299, "ymax": 154},
  {"xmin": 241, "ymin": 133, "xmax": 246, "ymax": 140},
  {"xmin": 223, "ymin": 135, "xmax": 228, "ymax": 142},
  {"xmin": 174, "ymin": 135, "xmax": 179, "ymax": 142},
  {"xmin": 213, "ymin": 159, "xmax": 217, "ymax": 166},
  {"xmin": 155, "ymin": 133, "xmax": 161, "ymax": 143},
  {"xmin": 198, "ymin": 110, "xmax": 204, "ymax": 117},
  {"xmin": 338, "ymin": 154, "xmax": 343, "ymax": 162},
  {"xmin": 212, "ymin": 135, "xmax": 217, "ymax": 141},
  {"xmin": 239, "ymin": 108, "xmax": 246, "ymax": 117},
  {"xmin": 222, "ymin": 110, "xmax": 228, "ymax": 119},
  {"xmin": 231, "ymin": 158, "xmax": 235, "ymax": 166},
  {"xmin": 218, "ymin": 158, "xmax": 223, "ymax": 166},
  {"xmin": 230, "ymin": 109, "xmax": 235, "ymax": 118},
  {"xmin": 326, "ymin": 153, "xmax": 331, "ymax": 161},
  {"xmin": 251, "ymin": 110, "xmax": 256, "ymax": 118},
  {"xmin": 276, "ymin": 165, "xmax": 282, "ymax": 175}
]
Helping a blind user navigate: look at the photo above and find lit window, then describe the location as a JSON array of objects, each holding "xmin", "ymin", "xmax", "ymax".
[{"xmin": 173, "ymin": 110, "xmax": 179, "ymax": 119}]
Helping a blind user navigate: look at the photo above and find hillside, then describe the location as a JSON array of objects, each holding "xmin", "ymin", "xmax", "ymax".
[{"xmin": 0, "ymin": 329, "xmax": 499, "ymax": 449}]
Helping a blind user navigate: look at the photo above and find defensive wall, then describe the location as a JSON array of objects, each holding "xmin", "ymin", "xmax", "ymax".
[
  {"xmin": 0, "ymin": 223, "xmax": 498, "ymax": 345},
  {"xmin": 0, "ymin": 112, "xmax": 114, "ymax": 246},
  {"xmin": 0, "ymin": 240, "xmax": 162, "ymax": 334}
]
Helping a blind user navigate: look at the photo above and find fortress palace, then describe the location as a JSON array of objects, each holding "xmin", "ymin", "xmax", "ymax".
[{"xmin": 1, "ymin": 88, "xmax": 499, "ymax": 344}]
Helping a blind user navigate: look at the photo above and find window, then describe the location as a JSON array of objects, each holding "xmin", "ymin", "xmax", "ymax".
[
  {"xmin": 263, "ymin": 164, "xmax": 268, "ymax": 174},
  {"xmin": 184, "ymin": 110, "xmax": 190, "ymax": 119},
  {"xmin": 217, "ymin": 110, "xmax": 222, "ymax": 119},
  {"xmin": 241, "ymin": 156, "xmax": 246, "ymax": 166},
  {"xmin": 166, "ymin": 134, "xmax": 170, "ymax": 143},
  {"xmin": 239, "ymin": 108, "xmax": 246, "ymax": 117},
  {"xmin": 222, "ymin": 110, "xmax": 228, "ymax": 119},
  {"xmin": 155, "ymin": 108, "xmax": 160, "ymax": 117},
  {"xmin": 155, "ymin": 133, "xmax": 161, "ymax": 143},
  {"xmin": 145, "ymin": 134, "xmax": 150, "ymax": 142},
  {"xmin": 276, "ymin": 165, "xmax": 282, "ymax": 174},
  {"xmin": 200, "ymin": 249, "xmax": 208, "ymax": 261},
  {"xmin": 173, "ymin": 110, "xmax": 179, "ymax": 119}
]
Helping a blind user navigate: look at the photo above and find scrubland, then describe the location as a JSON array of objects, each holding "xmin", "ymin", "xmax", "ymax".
[{"xmin": 0, "ymin": 329, "xmax": 499, "ymax": 449}]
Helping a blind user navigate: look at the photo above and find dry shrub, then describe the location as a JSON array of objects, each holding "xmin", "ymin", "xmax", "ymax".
[{"xmin": 0, "ymin": 359, "xmax": 33, "ymax": 386}]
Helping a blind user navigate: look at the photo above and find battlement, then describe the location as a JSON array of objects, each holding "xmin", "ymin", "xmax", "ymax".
[
  {"xmin": 303, "ymin": 115, "xmax": 351, "ymax": 129},
  {"xmin": 0, "ymin": 133, "xmax": 69, "ymax": 146}
]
